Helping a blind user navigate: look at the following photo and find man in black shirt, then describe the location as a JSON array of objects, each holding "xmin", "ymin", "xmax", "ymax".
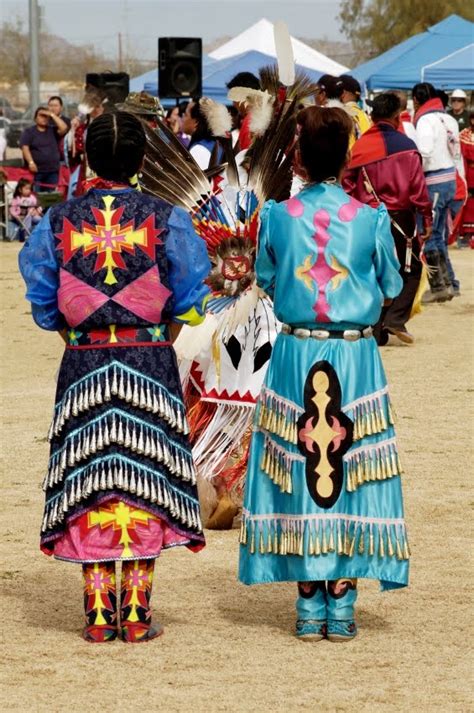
[{"xmin": 20, "ymin": 106, "xmax": 68, "ymax": 192}]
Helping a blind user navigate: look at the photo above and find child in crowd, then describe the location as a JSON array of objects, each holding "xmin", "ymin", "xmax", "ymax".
[{"xmin": 9, "ymin": 178, "xmax": 42, "ymax": 242}]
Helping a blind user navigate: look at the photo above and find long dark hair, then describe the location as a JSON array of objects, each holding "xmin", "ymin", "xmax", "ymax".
[
  {"xmin": 188, "ymin": 102, "xmax": 214, "ymax": 147},
  {"xmin": 297, "ymin": 106, "xmax": 353, "ymax": 183},
  {"xmin": 412, "ymin": 83, "xmax": 437, "ymax": 107},
  {"xmin": 85, "ymin": 111, "xmax": 146, "ymax": 183},
  {"xmin": 14, "ymin": 178, "xmax": 33, "ymax": 198}
]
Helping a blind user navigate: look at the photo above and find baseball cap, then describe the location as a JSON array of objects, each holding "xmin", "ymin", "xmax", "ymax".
[
  {"xmin": 340, "ymin": 75, "xmax": 362, "ymax": 96},
  {"xmin": 451, "ymin": 89, "xmax": 467, "ymax": 99}
]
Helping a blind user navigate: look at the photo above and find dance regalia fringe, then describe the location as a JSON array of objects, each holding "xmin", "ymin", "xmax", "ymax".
[
  {"xmin": 179, "ymin": 292, "xmax": 280, "ymax": 494},
  {"xmin": 43, "ymin": 350, "xmax": 203, "ymax": 550},
  {"xmin": 239, "ymin": 186, "xmax": 410, "ymax": 590},
  {"xmin": 19, "ymin": 187, "xmax": 210, "ymax": 559}
]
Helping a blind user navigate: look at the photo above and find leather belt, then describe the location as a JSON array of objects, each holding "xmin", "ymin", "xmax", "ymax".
[{"xmin": 281, "ymin": 324, "xmax": 373, "ymax": 341}]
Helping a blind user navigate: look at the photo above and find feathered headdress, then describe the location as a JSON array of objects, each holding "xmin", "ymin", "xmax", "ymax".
[{"xmin": 138, "ymin": 22, "xmax": 312, "ymax": 306}]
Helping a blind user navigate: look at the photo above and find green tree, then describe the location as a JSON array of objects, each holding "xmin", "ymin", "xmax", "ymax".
[{"xmin": 339, "ymin": 0, "xmax": 474, "ymax": 61}]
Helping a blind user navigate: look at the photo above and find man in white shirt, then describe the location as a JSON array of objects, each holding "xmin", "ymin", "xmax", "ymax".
[
  {"xmin": 413, "ymin": 83, "xmax": 457, "ymax": 302},
  {"xmin": 435, "ymin": 90, "xmax": 465, "ymax": 295}
]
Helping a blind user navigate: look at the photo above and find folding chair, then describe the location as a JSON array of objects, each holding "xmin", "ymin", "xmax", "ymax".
[{"xmin": 36, "ymin": 191, "xmax": 64, "ymax": 212}]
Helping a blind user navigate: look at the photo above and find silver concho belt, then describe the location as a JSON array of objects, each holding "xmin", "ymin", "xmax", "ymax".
[{"xmin": 281, "ymin": 324, "xmax": 373, "ymax": 341}]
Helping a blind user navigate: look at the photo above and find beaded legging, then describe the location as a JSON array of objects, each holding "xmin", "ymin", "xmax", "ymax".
[{"xmin": 82, "ymin": 559, "xmax": 159, "ymax": 643}]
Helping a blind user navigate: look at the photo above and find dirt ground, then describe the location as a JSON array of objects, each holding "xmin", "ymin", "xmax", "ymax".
[{"xmin": 1, "ymin": 244, "xmax": 472, "ymax": 713}]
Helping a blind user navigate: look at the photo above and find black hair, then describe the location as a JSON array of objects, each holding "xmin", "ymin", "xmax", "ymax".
[
  {"xmin": 317, "ymin": 74, "xmax": 334, "ymax": 90},
  {"xmin": 14, "ymin": 177, "xmax": 33, "ymax": 197},
  {"xmin": 412, "ymin": 83, "xmax": 437, "ymax": 107},
  {"xmin": 227, "ymin": 104, "xmax": 241, "ymax": 130},
  {"xmin": 318, "ymin": 75, "xmax": 344, "ymax": 100},
  {"xmin": 188, "ymin": 102, "xmax": 213, "ymax": 146},
  {"xmin": 48, "ymin": 95, "xmax": 63, "ymax": 106},
  {"xmin": 166, "ymin": 103, "xmax": 187, "ymax": 120},
  {"xmin": 297, "ymin": 106, "xmax": 353, "ymax": 183},
  {"xmin": 226, "ymin": 72, "xmax": 261, "ymax": 91},
  {"xmin": 327, "ymin": 77, "xmax": 344, "ymax": 100},
  {"xmin": 371, "ymin": 92, "xmax": 401, "ymax": 121},
  {"xmin": 85, "ymin": 111, "xmax": 146, "ymax": 182},
  {"xmin": 34, "ymin": 106, "xmax": 49, "ymax": 119},
  {"xmin": 436, "ymin": 90, "xmax": 449, "ymax": 109}
]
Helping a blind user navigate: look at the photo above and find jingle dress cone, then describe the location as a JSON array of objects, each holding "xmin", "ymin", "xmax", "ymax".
[
  {"xmin": 239, "ymin": 184, "xmax": 410, "ymax": 590},
  {"xmin": 19, "ymin": 186, "xmax": 210, "ymax": 562}
]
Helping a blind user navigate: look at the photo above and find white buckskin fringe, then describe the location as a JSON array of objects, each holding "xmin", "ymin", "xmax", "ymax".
[{"xmin": 192, "ymin": 403, "xmax": 254, "ymax": 482}]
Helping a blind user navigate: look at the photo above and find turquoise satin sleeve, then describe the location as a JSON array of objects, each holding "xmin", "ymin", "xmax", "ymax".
[
  {"xmin": 373, "ymin": 205, "xmax": 403, "ymax": 299},
  {"xmin": 18, "ymin": 213, "xmax": 64, "ymax": 331},
  {"xmin": 255, "ymin": 200, "xmax": 276, "ymax": 298},
  {"xmin": 165, "ymin": 206, "xmax": 211, "ymax": 325}
]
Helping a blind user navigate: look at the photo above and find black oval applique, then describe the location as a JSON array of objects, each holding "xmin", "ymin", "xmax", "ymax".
[{"xmin": 297, "ymin": 361, "xmax": 354, "ymax": 509}]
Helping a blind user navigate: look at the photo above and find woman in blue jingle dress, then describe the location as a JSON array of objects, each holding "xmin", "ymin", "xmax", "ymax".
[
  {"xmin": 239, "ymin": 107, "xmax": 410, "ymax": 642},
  {"xmin": 19, "ymin": 112, "xmax": 210, "ymax": 643}
]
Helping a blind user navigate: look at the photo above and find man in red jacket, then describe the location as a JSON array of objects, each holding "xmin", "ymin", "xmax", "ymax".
[{"xmin": 343, "ymin": 92, "xmax": 432, "ymax": 345}]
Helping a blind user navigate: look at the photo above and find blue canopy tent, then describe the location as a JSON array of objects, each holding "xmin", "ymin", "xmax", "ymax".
[
  {"xmin": 352, "ymin": 15, "xmax": 474, "ymax": 90},
  {"xmin": 423, "ymin": 44, "xmax": 474, "ymax": 89},
  {"xmin": 129, "ymin": 69, "xmax": 158, "ymax": 93},
  {"xmin": 202, "ymin": 49, "xmax": 323, "ymax": 103},
  {"xmin": 352, "ymin": 34, "xmax": 422, "ymax": 89}
]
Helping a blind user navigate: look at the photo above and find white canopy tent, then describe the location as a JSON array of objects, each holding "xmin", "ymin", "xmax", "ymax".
[{"xmin": 209, "ymin": 18, "xmax": 349, "ymax": 75}]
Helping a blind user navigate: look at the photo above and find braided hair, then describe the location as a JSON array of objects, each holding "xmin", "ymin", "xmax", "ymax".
[
  {"xmin": 412, "ymin": 83, "xmax": 437, "ymax": 107},
  {"xmin": 85, "ymin": 111, "xmax": 146, "ymax": 183}
]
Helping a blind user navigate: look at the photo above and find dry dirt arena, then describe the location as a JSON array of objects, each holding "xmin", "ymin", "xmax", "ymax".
[{"xmin": 1, "ymin": 244, "xmax": 472, "ymax": 713}]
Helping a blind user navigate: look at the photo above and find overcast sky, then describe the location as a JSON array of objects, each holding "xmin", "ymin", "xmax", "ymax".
[{"xmin": 2, "ymin": 0, "xmax": 345, "ymax": 60}]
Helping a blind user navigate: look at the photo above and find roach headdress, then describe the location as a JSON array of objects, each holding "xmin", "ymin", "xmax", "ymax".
[{"xmin": 138, "ymin": 24, "xmax": 316, "ymax": 305}]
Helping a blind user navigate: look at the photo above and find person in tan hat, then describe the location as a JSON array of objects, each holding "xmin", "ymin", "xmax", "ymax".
[
  {"xmin": 118, "ymin": 91, "xmax": 165, "ymax": 128},
  {"xmin": 448, "ymin": 89, "xmax": 470, "ymax": 131}
]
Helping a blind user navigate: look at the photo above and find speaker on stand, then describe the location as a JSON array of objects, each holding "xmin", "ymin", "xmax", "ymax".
[{"xmin": 158, "ymin": 38, "xmax": 202, "ymax": 99}]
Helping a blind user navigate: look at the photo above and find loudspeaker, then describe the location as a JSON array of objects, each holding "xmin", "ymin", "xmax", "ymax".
[
  {"xmin": 85, "ymin": 72, "xmax": 130, "ymax": 105},
  {"xmin": 158, "ymin": 37, "xmax": 202, "ymax": 99}
]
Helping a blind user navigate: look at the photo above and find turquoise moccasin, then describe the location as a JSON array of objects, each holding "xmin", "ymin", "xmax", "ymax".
[
  {"xmin": 295, "ymin": 619, "xmax": 327, "ymax": 641},
  {"xmin": 327, "ymin": 619, "xmax": 357, "ymax": 642}
]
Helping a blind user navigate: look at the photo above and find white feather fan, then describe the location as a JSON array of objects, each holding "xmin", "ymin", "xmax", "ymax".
[{"xmin": 273, "ymin": 20, "xmax": 295, "ymax": 87}]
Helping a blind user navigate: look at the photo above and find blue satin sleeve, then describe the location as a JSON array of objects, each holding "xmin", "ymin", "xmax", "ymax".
[
  {"xmin": 165, "ymin": 206, "xmax": 211, "ymax": 325},
  {"xmin": 255, "ymin": 200, "xmax": 276, "ymax": 298},
  {"xmin": 373, "ymin": 205, "xmax": 403, "ymax": 299},
  {"xmin": 18, "ymin": 213, "xmax": 64, "ymax": 331}
]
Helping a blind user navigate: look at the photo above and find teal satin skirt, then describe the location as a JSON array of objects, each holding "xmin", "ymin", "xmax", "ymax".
[{"xmin": 239, "ymin": 332, "xmax": 409, "ymax": 590}]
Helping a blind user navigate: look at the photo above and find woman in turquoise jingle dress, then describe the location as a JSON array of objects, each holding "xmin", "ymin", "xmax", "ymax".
[{"xmin": 239, "ymin": 107, "xmax": 410, "ymax": 642}]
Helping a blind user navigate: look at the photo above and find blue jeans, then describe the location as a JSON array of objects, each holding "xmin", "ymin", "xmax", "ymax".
[
  {"xmin": 425, "ymin": 181, "xmax": 456, "ymax": 254},
  {"xmin": 445, "ymin": 197, "xmax": 462, "ymax": 289},
  {"xmin": 34, "ymin": 171, "xmax": 59, "ymax": 193}
]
